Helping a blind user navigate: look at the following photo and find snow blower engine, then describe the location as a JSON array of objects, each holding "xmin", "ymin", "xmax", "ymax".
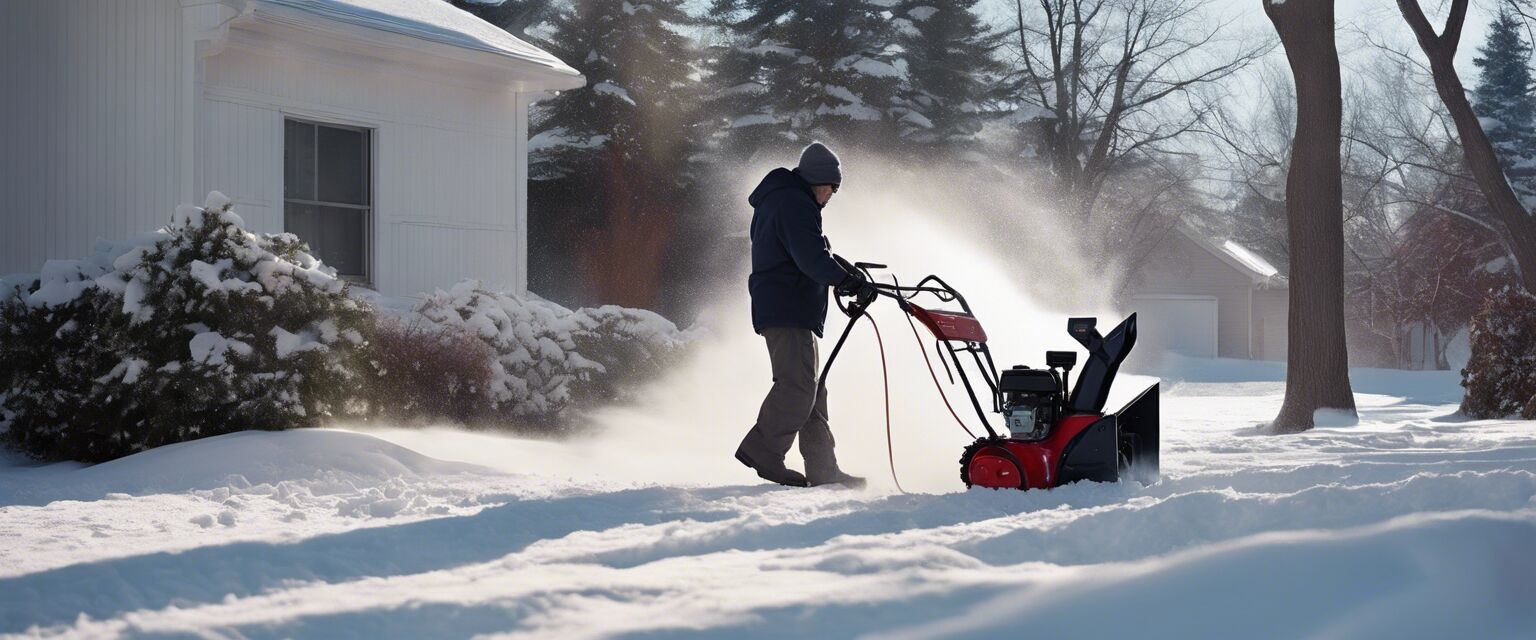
[{"xmin": 824, "ymin": 256, "xmax": 1159, "ymax": 490}]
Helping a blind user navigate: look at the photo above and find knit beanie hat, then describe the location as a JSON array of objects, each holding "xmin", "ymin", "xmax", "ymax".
[{"xmin": 795, "ymin": 142, "xmax": 842, "ymax": 186}]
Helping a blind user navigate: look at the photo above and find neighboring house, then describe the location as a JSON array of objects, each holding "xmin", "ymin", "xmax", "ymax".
[
  {"xmin": 1124, "ymin": 228, "xmax": 1289, "ymax": 362},
  {"xmin": 0, "ymin": 0, "xmax": 582, "ymax": 297}
]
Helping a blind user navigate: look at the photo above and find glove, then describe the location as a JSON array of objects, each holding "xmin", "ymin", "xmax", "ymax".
[
  {"xmin": 835, "ymin": 271, "xmax": 877, "ymax": 298},
  {"xmin": 835, "ymin": 271, "xmax": 864, "ymax": 296}
]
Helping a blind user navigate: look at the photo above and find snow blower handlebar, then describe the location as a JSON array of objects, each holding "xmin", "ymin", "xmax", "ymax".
[
  {"xmin": 820, "ymin": 256, "xmax": 881, "ymax": 389},
  {"xmin": 830, "ymin": 255, "xmax": 970, "ymax": 315},
  {"xmin": 822, "ymin": 256, "xmax": 1004, "ymax": 437}
]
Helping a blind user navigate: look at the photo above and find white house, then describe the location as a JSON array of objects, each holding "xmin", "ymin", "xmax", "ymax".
[
  {"xmin": 1124, "ymin": 228, "xmax": 1289, "ymax": 362},
  {"xmin": 0, "ymin": 0, "xmax": 583, "ymax": 297}
]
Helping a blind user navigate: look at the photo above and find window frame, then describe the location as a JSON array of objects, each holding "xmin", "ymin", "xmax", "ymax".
[{"xmin": 281, "ymin": 116, "xmax": 375, "ymax": 286}]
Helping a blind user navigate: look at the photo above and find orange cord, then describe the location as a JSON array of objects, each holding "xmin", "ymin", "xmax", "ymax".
[
  {"xmin": 903, "ymin": 310, "xmax": 979, "ymax": 439},
  {"xmin": 863, "ymin": 313, "xmax": 906, "ymax": 494}
]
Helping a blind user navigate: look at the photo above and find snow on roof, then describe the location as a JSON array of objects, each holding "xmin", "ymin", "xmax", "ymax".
[
  {"xmin": 1220, "ymin": 240, "xmax": 1280, "ymax": 278},
  {"xmin": 1172, "ymin": 225, "xmax": 1285, "ymax": 285},
  {"xmin": 260, "ymin": 0, "xmax": 580, "ymax": 77}
]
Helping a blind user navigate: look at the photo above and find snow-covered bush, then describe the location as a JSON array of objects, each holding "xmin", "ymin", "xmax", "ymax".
[
  {"xmin": 1460, "ymin": 288, "xmax": 1536, "ymax": 419},
  {"xmin": 567, "ymin": 304, "xmax": 696, "ymax": 405},
  {"xmin": 361, "ymin": 316, "xmax": 497, "ymax": 424},
  {"xmin": 0, "ymin": 193, "xmax": 371, "ymax": 462},
  {"xmin": 0, "ymin": 195, "xmax": 696, "ymax": 457},
  {"xmin": 410, "ymin": 281, "xmax": 691, "ymax": 422}
]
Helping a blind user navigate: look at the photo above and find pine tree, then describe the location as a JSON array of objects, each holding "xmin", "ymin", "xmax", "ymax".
[
  {"xmin": 1472, "ymin": 10, "xmax": 1536, "ymax": 196},
  {"xmin": 526, "ymin": 0, "xmax": 710, "ymax": 312},
  {"xmin": 449, "ymin": 0, "xmax": 560, "ymax": 39},
  {"xmin": 704, "ymin": 1, "xmax": 905, "ymax": 157},
  {"xmin": 890, "ymin": 0, "xmax": 1007, "ymax": 153}
]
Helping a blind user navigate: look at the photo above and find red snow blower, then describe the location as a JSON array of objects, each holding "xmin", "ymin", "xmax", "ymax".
[{"xmin": 824, "ymin": 256, "xmax": 1159, "ymax": 490}]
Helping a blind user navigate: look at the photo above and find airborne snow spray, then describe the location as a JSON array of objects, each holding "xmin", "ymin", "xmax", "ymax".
[{"xmin": 376, "ymin": 152, "xmax": 1126, "ymax": 493}]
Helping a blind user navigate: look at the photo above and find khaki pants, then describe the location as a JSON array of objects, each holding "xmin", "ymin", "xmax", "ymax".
[{"xmin": 739, "ymin": 327, "xmax": 838, "ymax": 479}]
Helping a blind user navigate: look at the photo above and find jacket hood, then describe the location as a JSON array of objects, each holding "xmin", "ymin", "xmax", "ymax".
[{"xmin": 748, "ymin": 167, "xmax": 815, "ymax": 208}]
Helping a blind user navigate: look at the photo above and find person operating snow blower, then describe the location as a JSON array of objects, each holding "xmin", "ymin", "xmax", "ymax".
[{"xmin": 735, "ymin": 142, "xmax": 874, "ymax": 489}]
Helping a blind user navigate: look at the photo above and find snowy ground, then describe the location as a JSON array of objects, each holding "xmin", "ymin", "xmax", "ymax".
[
  {"xmin": 3, "ymin": 200, "xmax": 1533, "ymax": 638},
  {"xmin": 1, "ymin": 359, "xmax": 1533, "ymax": 639}
]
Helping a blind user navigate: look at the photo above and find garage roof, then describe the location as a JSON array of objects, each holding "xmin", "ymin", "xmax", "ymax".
[{"xmin": 1180, "ymin": 227, "xmax": 1287, "ymax": 287}]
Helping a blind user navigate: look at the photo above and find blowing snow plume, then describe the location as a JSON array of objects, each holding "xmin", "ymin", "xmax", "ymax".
[{"xmin": 377, "ymin": 153, "xmax": 1130, "ymax": 493}]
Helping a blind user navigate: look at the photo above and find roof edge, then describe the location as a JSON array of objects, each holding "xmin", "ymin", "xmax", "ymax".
[
  {"xmin": 249, "ymin": 0, "xmax": 582, "ymax": 86},
  {"xmin": 1176, "ymin": 225, "xmax": 1288, "ymax": 287}
]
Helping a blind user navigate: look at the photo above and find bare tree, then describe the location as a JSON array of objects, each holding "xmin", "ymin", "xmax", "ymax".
[
  {"xmin": 1394, "ymin": 0, "xmax": 1536, "ymax": 291},
  {"xmin": 1200, "ymin": 62, "xmax": 1296, "ymax": 263},
  {"xmin": 1009, "ymin": 0, "xmax": 1271, "ymax": 220},
  {"xmin": 1334, "ymin": 22, "xmax": 1530, "ymax": 302},
  {"xmin": 1263, "ymin": 0, "xmax": 1356, "ymax": 432},
  {"xmin": 1206, "ymin": 39, "xmax": 1513, "ymax": 370},
  {"xmin": 1337, "ymin": 53, "xmax": 1515, "ymax": 367}
]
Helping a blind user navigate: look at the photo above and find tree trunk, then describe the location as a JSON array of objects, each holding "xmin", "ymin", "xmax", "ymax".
[
  {"xmin": 1397, "ymin": 0, "xmax": 1536, "ymax": 292},
  {"xmin": 1264, "ymin": 0, "xmax": 1357, "ymax": 432}
]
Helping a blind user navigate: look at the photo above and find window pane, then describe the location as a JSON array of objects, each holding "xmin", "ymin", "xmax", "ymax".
[
  {"xmin": 284, "ymin": 202, "xmax": 322, "ymax": 255},
  {"xmin": 318, "ymin": 126, "xmax": 368, "ymax": 205},
  {"xmin": 316, "ymin": 205, "xmax": 367, "ymax": 277},
  {"xmin": 284, "ymin": 204, "xmax": 367, "ymax": 278},
  {"xmin": 284, "ymin": 120, "xmax": 316, "ymax": 200}
]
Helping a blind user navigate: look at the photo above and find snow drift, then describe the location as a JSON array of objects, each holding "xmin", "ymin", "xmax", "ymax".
[{"xmin": 0, "ymin": 366, "xmax": 1533, "ymax": 638}]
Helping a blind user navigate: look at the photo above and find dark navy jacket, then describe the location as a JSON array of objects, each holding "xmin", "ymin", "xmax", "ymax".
[{"xmin": 748, "ymin": 168, "xmax": 849, "ymax": 337}]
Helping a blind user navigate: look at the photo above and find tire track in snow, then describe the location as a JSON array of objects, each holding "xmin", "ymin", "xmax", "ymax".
[
  {"xmin": 6, "ymin": 385, "xmax": 1536, "ymax": 639},
  {"xmin": 18, "ymin": 466, "xmax": 1533, "ymax": 639}
]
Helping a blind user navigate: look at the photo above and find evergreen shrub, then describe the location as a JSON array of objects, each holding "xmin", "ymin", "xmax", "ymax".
[
  {"xmin": 410, "ymin": 281, "xmax": 691, "ymax": 423},
  {"xmin": 0, "ymin": 193, "xmax": 371, "ymax": 461},
  {"xmin": 1460, "ymin": 287, "xmax": 1536, "ymax": 419},
  {"xmin": 0, "ymin": 196, "xmax": 696, "ymax": 461}
]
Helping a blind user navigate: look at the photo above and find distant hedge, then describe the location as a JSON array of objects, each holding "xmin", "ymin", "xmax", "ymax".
[{"xmin": 1460, "ymin": 288, "xmax": 1536, "ymax": 420}]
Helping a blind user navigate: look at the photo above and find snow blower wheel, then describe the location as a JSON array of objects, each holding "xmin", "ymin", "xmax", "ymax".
[
  {"xmin": 960, "ymin": 440, "xmax": 1026, "ymax": 489},
  {"xmin": 821, "ymin": 255, "xmax": 1161, "ymax": 492}
]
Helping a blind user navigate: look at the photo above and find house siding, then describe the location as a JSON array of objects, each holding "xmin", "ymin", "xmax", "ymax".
[
  {"xmin": 0, "ymin": 0, "xmax": 184, "ymax": 277},
  {"xmin": 1, "ymin": 0, "xmax": 549, "ymax": 300},
  {"xmin": 199, "ymin": 27, "xmax": 527, "ymax": 296},
  {"xmin": 1128, "ymin": 233, "xmax": 1257, "ymax": 359},
  {"xmin": 1253, "ymin": 288, "xmax": 1289, "ymax": 361}
]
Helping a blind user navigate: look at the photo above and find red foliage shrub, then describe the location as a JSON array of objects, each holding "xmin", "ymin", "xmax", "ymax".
[{"xmin": 364, "ymin": 317, "xmax": 497, "ymax": 424}]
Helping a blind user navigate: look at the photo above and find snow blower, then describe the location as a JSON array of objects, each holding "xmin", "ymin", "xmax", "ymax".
[{"xmin": 824, "ymin": 256, "xmax": 1159, "ymax": 490}]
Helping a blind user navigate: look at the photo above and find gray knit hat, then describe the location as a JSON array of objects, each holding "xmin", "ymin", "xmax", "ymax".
[{"xmin": 795, "ymin": 142, "xmax": 842, "ymax": 186}]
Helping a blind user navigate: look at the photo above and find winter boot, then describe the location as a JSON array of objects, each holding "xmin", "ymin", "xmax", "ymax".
[
  {"xmin": 735, "ymin": 449, "xmax": 808, "ymax": 487},
  {"xmin": 808, "ymin": 469, "xmax": 867, "ymax": 489}
]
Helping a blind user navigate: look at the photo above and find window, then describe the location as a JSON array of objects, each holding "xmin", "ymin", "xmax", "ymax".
[{"xmin": 284, "ymin": 118, "xmax": 372, "ymax": 282}]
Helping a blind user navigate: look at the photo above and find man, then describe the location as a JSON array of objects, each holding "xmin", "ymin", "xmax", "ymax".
[{"xmin": 735, "ymin": 142, "xmax": 872, "ymax": 488}]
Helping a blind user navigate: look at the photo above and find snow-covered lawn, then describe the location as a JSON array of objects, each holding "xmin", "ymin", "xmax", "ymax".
[{"xmin": 2, "ymin": 362, "xmax": 1534, "ymax": 639}]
